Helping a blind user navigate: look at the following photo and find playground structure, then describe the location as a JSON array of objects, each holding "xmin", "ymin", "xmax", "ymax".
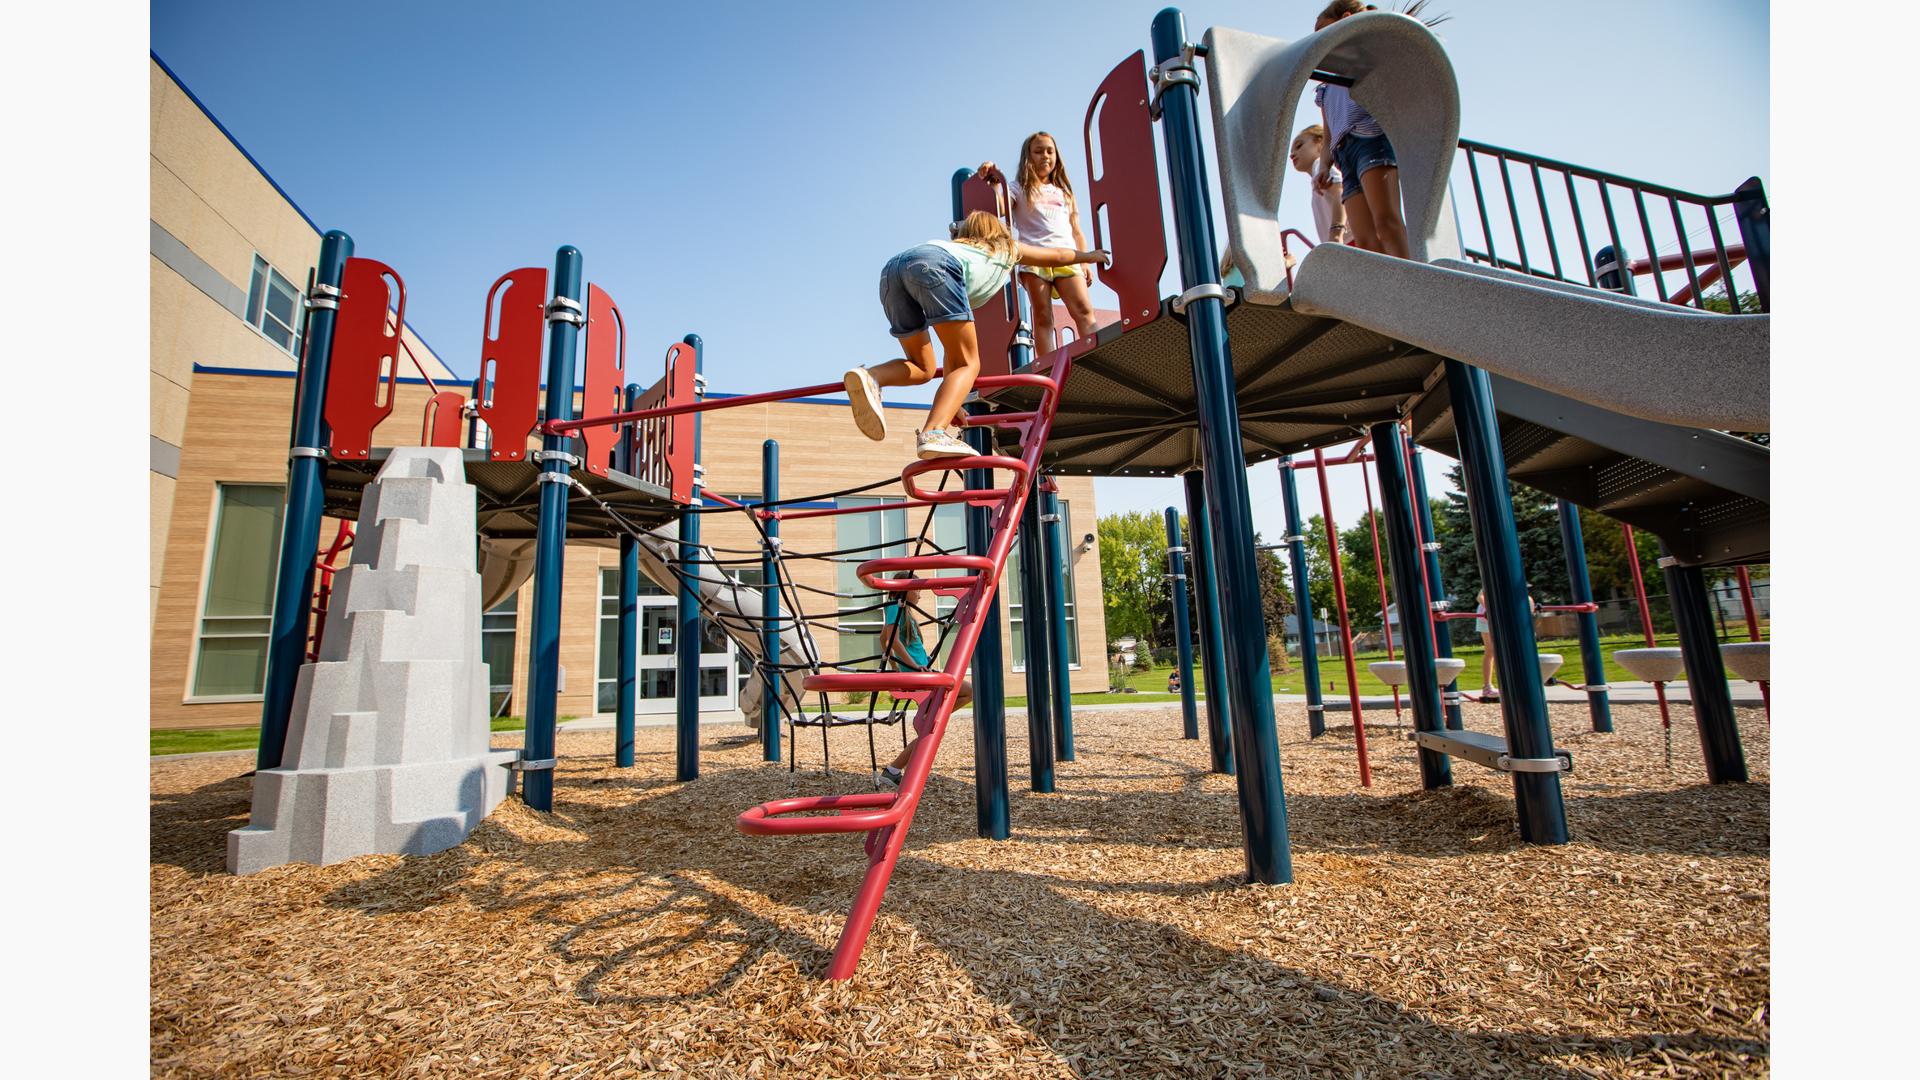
[{"xmin": 237, "ymin": 8, "xmax": 1767, "ymax": 978}]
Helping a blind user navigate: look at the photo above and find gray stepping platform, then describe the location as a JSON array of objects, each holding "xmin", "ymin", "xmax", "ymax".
[
  {"xmin": 1204, "ymin": 15, "xmax": 1464, "ymax": 297},
  {"xmin": 1720, "ymin": 642, "xmax": 1770, "ymax": 682},
  {"xmin": 1409, "ymin": 728, "xmax": 1572, "ymax": 774},
  {"xmin": 1289, "ymin": 244, "xmax": 1769, "ymax": 432},
  {"xmin": 1614, "ymin": 647, "xmax": 1686, "ymax": 682}
]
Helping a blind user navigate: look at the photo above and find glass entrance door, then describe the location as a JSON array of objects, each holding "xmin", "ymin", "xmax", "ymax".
[{"xmin": 598, "ymin": 569, "xmax": 737, "ymax": 716}]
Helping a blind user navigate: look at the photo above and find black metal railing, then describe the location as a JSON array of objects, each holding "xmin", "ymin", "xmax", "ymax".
[{"xmin": 1453, "ymin": 138, "xmax": 1769, "ymax": 314}]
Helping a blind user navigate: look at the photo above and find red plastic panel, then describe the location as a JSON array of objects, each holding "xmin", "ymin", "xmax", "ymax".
[
  {"xmin": 578, "ymin": 284, "xmax": 627, "ymax": 477},
  {"xmin": 476, "ymin": 267, "xmax": 547, "ymax": 461},
  {"xmin": 1084, "ymin": 50, "xmax": 1169, "ymax": 331},
  {"xmin": 629, "ymin": 341, "xmax": 698, "ymax": 504},
  {"xmin": 959, "ymin": 176, "xmax": 1018, "ymax": 378},
  {"xmin": 420, "ymin": 391, "xmax": 467, "ymax": 448},
  {"xmin": 324, "ymin": 258, "xmax": 405, "ymax": 459}
]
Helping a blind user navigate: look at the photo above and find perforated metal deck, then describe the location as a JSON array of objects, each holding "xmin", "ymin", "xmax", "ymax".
[
  {"xmin": 322, "ymin": 448, "xmax": 681, "ymax": 541},
  {"xmin": 984, "ymin": 291, "xmax": 1768, "ymax": 567}
]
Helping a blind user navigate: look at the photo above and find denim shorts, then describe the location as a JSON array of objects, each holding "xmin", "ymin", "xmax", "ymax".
[
  {"xmin": 878, "ymin": 244, "xmax": 971, "ymax": 338},
  {"xmin": 1335, "ymin": 132, "xmax": 1397, "ymax": 202}
]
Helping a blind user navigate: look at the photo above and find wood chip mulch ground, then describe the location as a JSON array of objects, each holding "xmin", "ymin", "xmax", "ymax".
[{"xmin": 152, "ymin": 701, "xmax": 1768, "ymax": 1077}]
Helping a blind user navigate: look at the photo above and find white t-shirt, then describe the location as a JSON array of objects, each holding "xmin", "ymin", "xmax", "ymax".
[
  {"xmin": 1008, "ymin": 178, "xmax": 1077, "ymax": 251},
  {"xmin": 1310, "ymin": 184, "xmax": 1341, "ymax": 243}
]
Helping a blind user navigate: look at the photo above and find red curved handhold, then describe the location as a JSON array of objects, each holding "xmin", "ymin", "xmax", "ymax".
[
  {"xmin": 901, "ymin": 455, "xmax": 1029, "ymax": 505},
  {"xmin": 578, "ymin": 284, "xmax": 626, "ymax": 477},
  {"xmin": 857, "ymin": 555, "xmax": 993, "ymax": 596},
  {"xmin": 737, "ymin": 792, "xmax": 905, "ymax": 836},
  {"xmin": 324, "ymin": 258, "xmax": 404, "ymax": 459},
  {"xmin": 801, "ymin": 671, "xmax": 957, "ymax": 694},
  {"xmin": 475, "ymin": 267, "xmax": 547, "ymax": 461}
]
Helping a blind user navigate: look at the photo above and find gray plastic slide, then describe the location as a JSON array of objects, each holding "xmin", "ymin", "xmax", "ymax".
[
  {"xmin": 479, "ymin": 525, "xmax": 816, "ymax": 727},
  {"xmin": 1288, "ymin": 243, "xmax": 1770, "ymax": 432},
  {"xmin": 1204, "ymin": 16, "xmax": 1464, "ymax": 299}
]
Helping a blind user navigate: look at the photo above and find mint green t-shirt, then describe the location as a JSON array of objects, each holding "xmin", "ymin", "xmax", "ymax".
[{"xmin": 931, "ymin": 240, "xmax": 1018, "ymax": 309}]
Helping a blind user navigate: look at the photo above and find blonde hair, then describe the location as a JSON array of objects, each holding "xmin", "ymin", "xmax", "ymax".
[
  {"xmin": 1294, "ymin": 123, "xmax": 1328, "ymax": 145},
  {"xmin": 951, "ymin": 210, "xmax": 1019, "ymax": 264},
  {"xmin": 1316, "ymin": 0, "xmax": 1448, "ymax": 27},
  {"xmin": 1015, "ymin": 131, "xmax": 1075, "ymax": 203}
]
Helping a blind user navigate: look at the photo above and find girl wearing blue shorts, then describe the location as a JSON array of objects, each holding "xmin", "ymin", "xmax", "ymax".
[
  {"xmin": 844, "ymin": 211, "xmax": 1106, "ymax": 460},
  {"xmin": 1312, "ymin": 1, "xmax": 1420, "ymax": 259}
]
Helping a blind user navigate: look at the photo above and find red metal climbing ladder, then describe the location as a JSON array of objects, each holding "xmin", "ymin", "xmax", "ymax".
[{"xmin": 735, "ymin": 364, "xmax": 1073, "ymax": 980}]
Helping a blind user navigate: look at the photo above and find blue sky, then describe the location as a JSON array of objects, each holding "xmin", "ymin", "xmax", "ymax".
[{"xmin": 152, "ymin": 0, "xmax": 1767, "ymax": 542}]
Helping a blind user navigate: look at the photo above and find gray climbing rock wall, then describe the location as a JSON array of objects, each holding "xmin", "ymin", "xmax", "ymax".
[{"xmin": 228, "ymin": 448, "xmax": 517, "ymax": 875}]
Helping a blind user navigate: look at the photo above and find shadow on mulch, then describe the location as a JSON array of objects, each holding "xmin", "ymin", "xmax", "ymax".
[{"xmin": 150, "ymin": 771, "xmax": 254, "ymax": 876}]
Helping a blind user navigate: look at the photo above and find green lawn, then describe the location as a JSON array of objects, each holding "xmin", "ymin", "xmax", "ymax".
[
  {"xmin": 1003, "ymin": 629, "xmax": 1767, "ymax": 707},
  {"xmin": 153, "ymin": 714, "xmax": 543, "ymax": 756}
]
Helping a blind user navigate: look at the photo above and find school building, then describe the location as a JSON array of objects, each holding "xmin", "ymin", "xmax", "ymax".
[{"xmin": 148, "ymin": 55, "xmax": 1110, "ymax": 732}]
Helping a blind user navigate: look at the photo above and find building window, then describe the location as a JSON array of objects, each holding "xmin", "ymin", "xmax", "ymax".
[
  {"xmin": 481, "ymin": 596, "xmax": 517, "ymax": 717},
  {"xmin": 191, "ymin": 484, "xmax": 284, "ymax": 699},
  {"xmin": 598, "ymin": 566, "xmax": 730, "ymax": 713},
  {"xmin": 834, "ymin": 497, "xmax": 964, "ymax": 669},
  {"xmin": 245, "ymin": 254, "xmax": 304, "ymax": 355},
  {"xmin": 1008, "ymin": 499, "xmax": 1080, "ymax": 671}
]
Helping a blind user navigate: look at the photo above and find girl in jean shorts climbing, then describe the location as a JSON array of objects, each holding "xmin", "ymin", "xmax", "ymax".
[
  {"xmin": 1311, "ymin": 1, "xmax": 1446, "ymax": 259},
  {"xmin": 844, "ymin": 211, "xmax": 1107, "ymax": 460}
]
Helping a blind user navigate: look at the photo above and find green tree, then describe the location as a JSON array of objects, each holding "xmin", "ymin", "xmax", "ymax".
[
  {"xmin": 1250, "ymin": 531, "xmax": 1295, "ymax": 636},
  {"xmin": 1432, "ymin": 464, "xmax": 1564, "ymax": 608},
  {"xmin": 1301, "ymin": 514, "xmax": 1389, "ymax": 634},
  {"xmin": 1097, "ymin": 510, "xmax": 1170, "ymax": 648}
]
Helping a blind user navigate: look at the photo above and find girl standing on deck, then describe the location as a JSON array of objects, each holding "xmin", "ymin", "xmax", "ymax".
[
  {"xmin": 975, "ymin": 134, "xmax": 1101, "ymax": 355},
  {"xmin": 1310, "ymin": 1, "xmax": 1436, "ymax": 259},
  {"xmin": 844, "ymin": 212, "xmax": 1107, "ymax": 460}
]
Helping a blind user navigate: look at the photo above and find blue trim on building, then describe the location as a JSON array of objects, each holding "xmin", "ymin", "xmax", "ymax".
[{"xmin": 153, "ymin": 51, "xmax": 457, "ymax": 378}]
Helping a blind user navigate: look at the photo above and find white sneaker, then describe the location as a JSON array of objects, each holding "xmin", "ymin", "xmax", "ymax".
[
  {"xmin": 915, "ymin": 428, "xmax": 973, "ymax": 460},
  {"xmin": 844, "ymin": 367, "xmax": 886, "ymax": 441}
]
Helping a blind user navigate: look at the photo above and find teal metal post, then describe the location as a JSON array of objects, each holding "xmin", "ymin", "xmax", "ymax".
[
  {"xmin": 760, "ymin": 439, "xmax": 782, "ymax": 761},
  {"xmin": 1277, "ymin": 455, "xmax": 1325, "ymax": 737},
  {"xmin": 258, "ymin": 229, "xmax": 351, "ymax": 770},
  {"xmin": 1406, "ymin": 439, "xmax": 1463, "ymax": 729},
  {"xmin": 1445, "ymin": 359, "xmax": 1568, "ymax": 843},
  {"xmin": 524, "ymin": 245, "xmax": 584, "ymax": 812},
  {"xmin": 1371, "ymin": 423, "xmax": 1451, "ymax": 788},
  {"xmin": 1155, "ymin": 6, "xmax": 1290, "ymax": 881},
  {"xmin": 1017, "ymin": 474, "xmax": 1056, "ymax": 792},
  {"xmin": 1182, "ymin": 470, "xmax": 1233, "ymax": 775},
  {"xmin": 1661, "ymin": 548, "xmax": 1748, "ymax": 782},
  {"xmin": 963, "ymin": 406, "xmax": 1010, "ymax": 838},
  {"xmin": 1042, "ymin": 483, "xmax": 1075, "ymax": 761},
  {"xmin": 1555, "ymin": 500, "xmax": 1613, "ymax": 734},
  {"xmin": 1165, "ymin": 509, "xmax": 1199, "ymax": 740},
  {"xmin": 675, "ymin": 334, "xmax": 705, "ymax": 782},
  {"xmin": 616, "ymin": 383, "xmax": 641, "ymax": 768}
]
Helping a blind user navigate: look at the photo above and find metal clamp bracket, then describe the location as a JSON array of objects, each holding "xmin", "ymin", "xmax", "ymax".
[
  {"xmin": 1147, "ymin": 43, "xmax": 1205, "ymax": 118},
  {"xmin": 544, "ymin": 295, "xmax": 585, "ymax": 326},
  {"xmin": 1011, "ymin": 329, "xmax": 1036, "ymax": 350},
  {"xmin": 1430, "ymin": 600, "xmax": 1451, "ymax": 612},
  {"xmin": 304, "ymin": 282, "xmax": 343, "ymax": 311},
  {"xmin": 537, "ymin": 471, "xmax": 577, "ymax": 488},
  {"xmin": 1171, "ymin": 282, "xmax": 1232, "ymax": 315},
  {"xmin": 1656, "ymin": 556, "xmax": 1679, "ymax": 569},
  {"xmin": 1583, "ymin": 683, "xmax": 1611, "ymax": 692},
  {"xmin": 1040, "ymin": 513, "xmax": 1061, "ymax": 524},
  {"xmin": 693, "ymin": 372, "xmax": 709, "ymax": 394},
  {"xmin": 1283, "ymin": 534, "xmax": 1306, "ymax": 545},
  {"xmin": 531, "ymin": 450, "xmax": 580, "ymax": 467},
  {"xmin": 1166, "ymin": 545, "xmax": 1187, "ymax": 555},
  {"xmin": 289, "ymin": 446, "xmax": 327, "ymax": 460},
  {"xmin": 1421, "ymin": 541, "xmax": 1442, "ymax": 552},
  {"xmin": 509, "ymin": 757, "xmax": 558, "ymax": 772}
]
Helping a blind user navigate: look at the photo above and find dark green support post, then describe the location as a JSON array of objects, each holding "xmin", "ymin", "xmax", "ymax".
[
  {"xmin": 1277, "ymin": 455, "xmax": 1325, "ymax": 737},
  {"xmin": 258, "ymin": 229, "xmax": 351, "ymax": 771},
  {"xmin": 760, "ymin": 438, "xmax": 781, "ymax": 761},
  {"xmin": 674, "ymin": 334, "xmax": 705, "ymax": 782},
  {"xmin": 1165, "ymin": 508, "xmax": 1199, "ymax": 740},
  {"xmin": 1042, "ymin": 483, "xmax": 1075, "ymax": 761},
  {"xmin": 1182, "ymin": 470, "xmax": 1233, "ymax": 775},
  {"xmin": 525, "ymin": 245, "xmax": 585, "ymax": 812},
  {"xmin": 1446, "ymin": 359, "xmax": 1568, "ymax": 844},
  {"xmin": 1556, "ymin": 500, "xmax": 1613, "ymax": 734},
  {"xmin": 1406, "ymin": 438, "xmax": 1463, "ymax": 730},
  {"xmin": 963, "ymin": 405, "xmax": 1010, "ymax": 839},
  {"xmin": 1017, "ymin": 473, "xmax": 1056, "ymax": 793},
  {"xmin": 1371, "ymin": 423, "xmax": 1451, "ymax": 788},
  {"xmin": 1661, "ymin": 547, "xmax": 1748, "ymax": 783},
  {"xmin": 1155, "ymin": 3, "xmax": 1291, "ymax": 883},
  {"xmin": 616, "ymin": 383, "xmax": 641, "ymax": 768}
]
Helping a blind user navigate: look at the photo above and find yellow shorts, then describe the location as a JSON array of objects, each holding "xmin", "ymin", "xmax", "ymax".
[{"xmin": 1020, "ymin": 264, "xmax": 1080, "ymax": 282}]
